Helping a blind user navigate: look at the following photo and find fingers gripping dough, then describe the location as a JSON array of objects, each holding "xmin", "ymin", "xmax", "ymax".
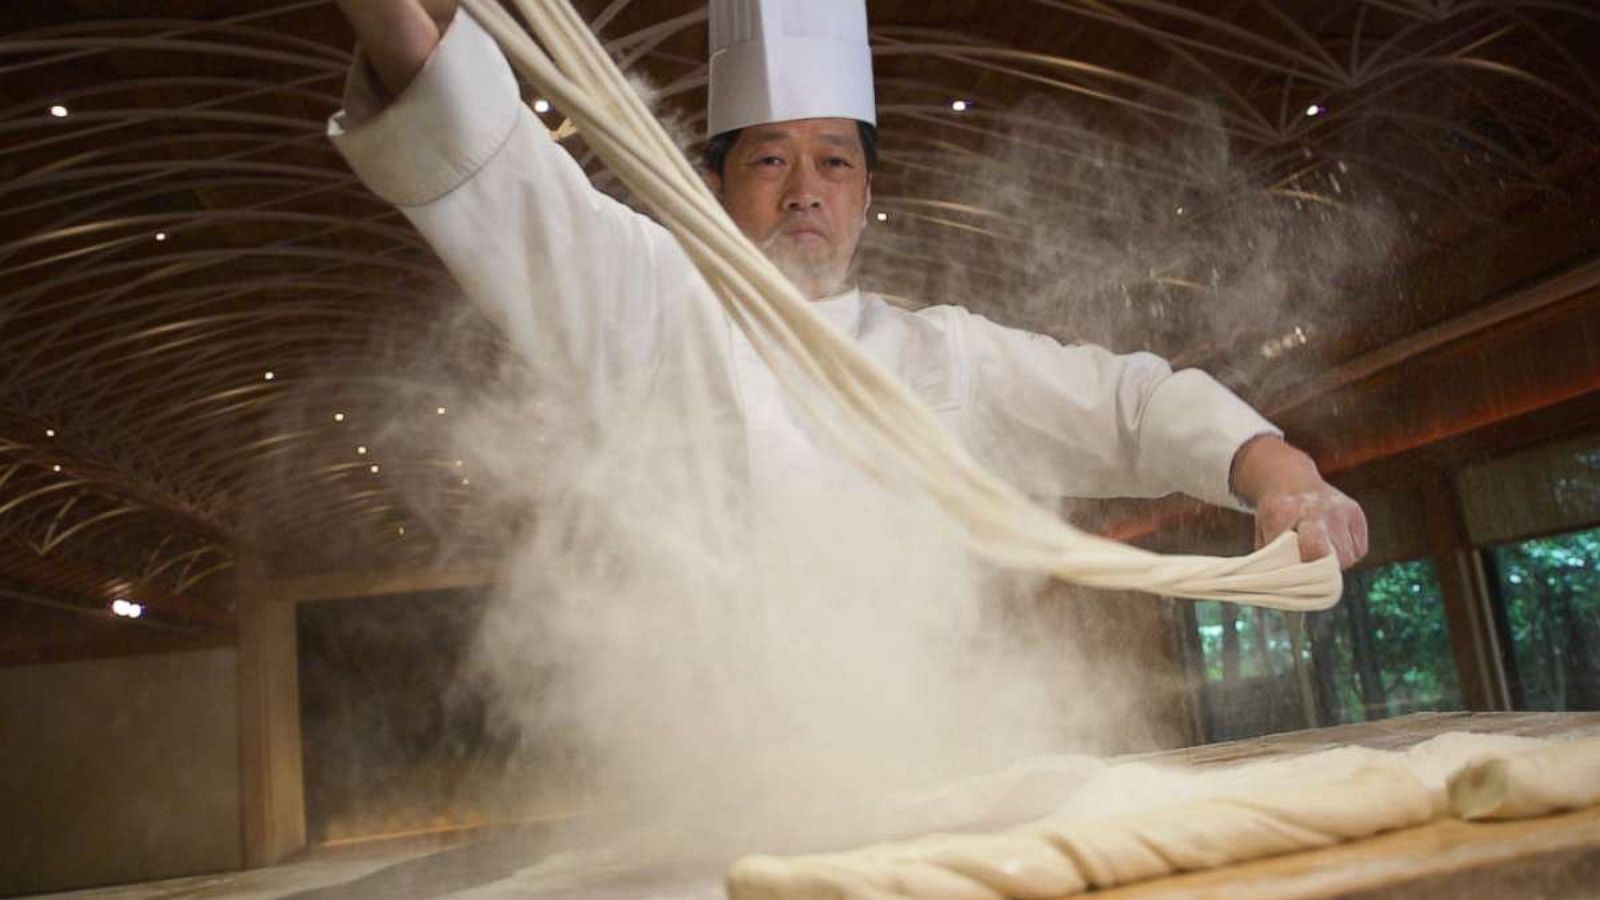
[
  {"xmin": 727, "ymin": 767, "xmax": 1435, "ymax": 899},
  {"xmin": 1448, "ymin": 735, "xmax": 1600, "ymax": 821}
]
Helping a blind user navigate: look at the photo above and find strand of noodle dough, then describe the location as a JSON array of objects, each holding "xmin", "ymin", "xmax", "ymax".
[{"xmin": 456, "ymin": 0, "xmax": 1345, "ymax": 611}]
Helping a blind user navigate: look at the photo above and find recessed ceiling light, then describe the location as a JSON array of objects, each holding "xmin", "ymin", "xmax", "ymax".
[
  {"xmin": 533, "ymin": 98, "xmax": 551, "ymax": 114},
  {"xmin": 397, "ymin": 526, "xmax": 406, "ymax": 536},
  {"xmin": 49, "ymin": 105, "xmax": 68, "ymax": 118},
  {"xmin": 263, "ymin": 371, "xmax": 275, "ymax": 381},
  {"xmin": 369, "ymin": 464, "xmax": 380, "ymax": 474},
  {"xmin": 435, "ymin": 406, "xmax": 447, "ymax": 415},
  {"xmin": 45, "ymin": 428, "xmax": 56, "ymax": 438},
  {"xmin": 875, "ymin": 211, "xmax": 889, "ymax": 222},
  {"xmin": 950, "ymin": 99, "xmax": 969, "ymax": 112},
  {"xmin": 1305, "ymin": 103, "xmax": 1323, "ymax": 117},
  {"xmin": 333, "ymin": 412, "xmax": 345, "ymax": 422},
  {"xmin": 52, "ymin": 464, "xmax": 62, "ymax": 472},
  {"xmin": 155, "ymin": 232, "xmax": 167, "ymax": 242},
  {"xmin": 461, "ymin": 477, "xmax": 471, "ymax": 486},
  {"xmin": 356, "ymin": 445, "xmax": 368, "ymax": 455}
]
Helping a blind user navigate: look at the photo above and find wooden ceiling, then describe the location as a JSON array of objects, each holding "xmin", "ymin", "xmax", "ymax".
[{"xmin": 1, "ymin": 0, "xmax": 1597, "ymax": 662}]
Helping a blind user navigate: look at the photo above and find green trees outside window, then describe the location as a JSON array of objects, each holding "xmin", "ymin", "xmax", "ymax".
[
  {"xmin": 1487, "ymin": 525, "xmax": 1600, "ymax": 711},
  {"xmin": 1191, "ymin": 558, "xmax": 1462, "ymax": 740},
  {"xmin": 1310, "ymin": 561, "xmax": 1462, "ymax": 723}
]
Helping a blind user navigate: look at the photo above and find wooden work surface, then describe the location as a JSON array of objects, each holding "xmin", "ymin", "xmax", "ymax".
[{"xmin": 1093, "ymin": 711, "xmax": 1600, "ymax": 900}]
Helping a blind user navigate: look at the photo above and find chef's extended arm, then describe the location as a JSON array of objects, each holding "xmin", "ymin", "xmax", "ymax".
[
  {"xmin": 945, "ymin": 309, "xmax": 1366, "ymax": 567},
  {"xmin": 327, "ymin": 6, "xmax": 709, "ymax": 376}
]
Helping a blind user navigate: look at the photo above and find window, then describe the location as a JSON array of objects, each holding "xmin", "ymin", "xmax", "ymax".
[
  {"xmin": 1187, "ymin": 558, "xmax": 1462, "ymax": 741},
  {"xmin": 1486, "ymin": 524, "xmax": 1600, "ymax": 711},
  {"xmin": 1309, "ymin": 560, "xmax": 1462, "ymax": 723}
]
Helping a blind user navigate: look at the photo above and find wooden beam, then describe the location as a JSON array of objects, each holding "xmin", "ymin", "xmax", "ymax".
[
  {"xmin": 236, "ymin": 554, "xmax": 306, "ymax": 867},
  {"xmin": 266, "ymin": 560, "xmax": 498, "ymax": 605},
  {"xmin": 1421, "ymin": 472, "xmax": 1512, "ymax": 712}
]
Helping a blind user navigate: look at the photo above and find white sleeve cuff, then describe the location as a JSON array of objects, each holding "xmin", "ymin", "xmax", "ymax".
[
  {"xmin": 1139, "ymin": 369, "xmax": 1282, "ymax": 512},
  {"xmin": 327, "ymin": 10, "xmax": 521, "ymax": 208}
]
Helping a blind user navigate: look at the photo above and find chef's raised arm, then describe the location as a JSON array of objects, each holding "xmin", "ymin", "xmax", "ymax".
[{"xmin": 327, "ymin": 2, "xmax": 704, "ymax": 369}]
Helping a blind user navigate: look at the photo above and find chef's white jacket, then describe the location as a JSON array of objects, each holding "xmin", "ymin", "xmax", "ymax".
[{"xmin": 327, "ymin": 11, "xmax": 1279, "ymax": 511}]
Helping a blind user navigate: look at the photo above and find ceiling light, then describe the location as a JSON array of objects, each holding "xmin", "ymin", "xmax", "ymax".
[
  {"xmin": 127, "ymin": 603, "xmax": 143, "ymax": 619},
  {"xmin": 356, "ymin": 445, "xmax": 368, "ymax": 455},
  {"xmin": 875, "ymin": 211, "xmax": 889, "ymax": 222},
  {"xmin": 435, "ymin": 406, "xmax": 447, "ymax": 415},
  {"xmin": 454, "ymin": 459, "xmax": 464, "ymax": 467},
  {"xmin": 111, "ymin": 599, "xmax": 128, "ymax": 616},
  {"xmin": 333, "ymin": 412, "xmax": 345, "ymax": 422},
  {"xmin": 1305, "ymin": 103, "xmax": 1323, "ymax": 117},
  {"xmin": 369, "ymin": 464, "xmax": 380, "ymax": 474},
  {"xmin": 397, "ymin": 526, "xmax": 406, "ymax": 536},
  {"xmin": 1175, "ymin": 206, "xmax": 1186, "ymax": 215},
  {"xmin": 155, "ymin": 232, "xmax": 168, "ymax": 242},
  {"xmin": 49, "ymin": 105, "xmax": 68, "ymax": 118},
  {"xmin": 263, "ymin": 371, "xmax": 275, "ymax": 381},
  {"xmin": 52, "ymin": 464, "xmax": 61, "ymax": 473},
  {"xmin": 950, "ymin": 99, "xmax": 969, "ymax": 112},
  {"xmin": 45, "ymin": 428, "xmax": 56, "ymax": 438},
  {"xmin": 461, "ymin": 477, "xmax": 471, "ymax": 486},
  {"xmin": 533, "ymin": 98, "xmax": 551, "ymax": 114}
]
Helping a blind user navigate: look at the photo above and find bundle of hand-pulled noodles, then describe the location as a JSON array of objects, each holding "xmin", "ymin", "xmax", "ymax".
[{"xmin": 456, "ymin": 0, "xmax": 1343, "ymax": 611}]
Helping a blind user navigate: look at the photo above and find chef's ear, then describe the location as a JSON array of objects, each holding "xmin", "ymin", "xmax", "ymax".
[{"xmin": 702, "ymin": 167, "xmax": 723, "ymax": 197}]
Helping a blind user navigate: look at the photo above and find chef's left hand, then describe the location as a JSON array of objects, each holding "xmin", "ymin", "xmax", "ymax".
[{"xmin": 1230, "ymin": 435, "xmax": 1368, "ymax": 569}]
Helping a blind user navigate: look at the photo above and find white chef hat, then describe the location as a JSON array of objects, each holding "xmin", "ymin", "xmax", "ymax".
[{"xmin": 706, "ymin": 0, "xmax": 877, "ymax": 137}]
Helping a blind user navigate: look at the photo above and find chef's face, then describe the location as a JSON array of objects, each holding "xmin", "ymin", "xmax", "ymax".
[{"xmin": 708, "ymin": 118, "xmax": 872, "ymax": 300}]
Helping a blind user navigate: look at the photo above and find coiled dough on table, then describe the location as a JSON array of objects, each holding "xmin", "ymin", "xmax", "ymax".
[
  {"xmin": 1448, "ymin": 735, "xmax": 1600, "ymax": 821},
  {"xmin": 726, "ymin": 766, "xmax": 1435, "ymax": 900}
]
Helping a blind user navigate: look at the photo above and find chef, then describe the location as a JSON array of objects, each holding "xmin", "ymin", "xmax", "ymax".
[{"xmin": 328, "ymin": 0, "xmax": 1368, "ymax": 569}]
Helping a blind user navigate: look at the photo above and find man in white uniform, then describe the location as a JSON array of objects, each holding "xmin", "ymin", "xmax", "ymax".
[{"xmin": 328, "ymin": 0, "xmax": 1368, "ymax": 569}]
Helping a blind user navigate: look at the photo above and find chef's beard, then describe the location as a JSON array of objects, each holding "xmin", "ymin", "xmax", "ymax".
[{"xmin": 758, "ymin": 232, "xmax": 852, "ymax": 301}]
